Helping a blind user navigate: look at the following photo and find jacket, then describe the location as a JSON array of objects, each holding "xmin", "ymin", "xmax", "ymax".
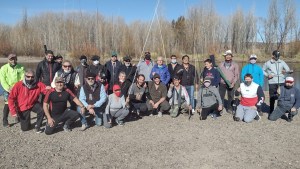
[
  {"xmin": 76, "ymin": 64, "xmax": 89, "ymax": 86},
  {"xmin": 119, "ymin": 64, "xmax": 137, "ymax": 83},
  {"xmin": 0, "ymin": 63, "xmax": 25, "ymax": 91},
  {"xmin": 278, "ymin": 86, "xmax": 300, "ymax": 109},
  {"xmin": 167, "ymin": 63, "xmax": 183, "ymax": 83},
  {"xmin": 218, "ymin": 61, "xmax": 240, "ymax": 86},
  {"xmin": 105, "ymin": 60, "xmax": 122, "ymax": 90},
  {"xmin": 51, "ymin": 69, "xmax": 78, "ymax": 93},
  {"xmin": 181, "ymin": 64, "xmax": 199, "ymax": 86},
  {"xmin": 240, "ymin": 82, "xmax": 264, "ymax": 107},
  {"xmin": 241, "ymin": 63, "xmax": 264, "ymax": 86},
  {"xmin": 196, "ymin": 85, "xmax": 222, "ymax": 108},
  {"xmin": 167, "ymin": 85, "xmax": 190, "ymax": 106},
  {"xmin": 263, "ymin": 59, "xmax": 290, "ymax": 84},
  {"xmin": 137, "ymin": 59, "xmax": 154, "ymax": 82},
  {"xmin": 36, "ymin": 59, "xmax": 60, "ymax": 86},
  {"xmin": 79, "ymin": 82, "xmax": 107, "ymax": 108},
  {"xmin": 150, "ymin": 64, "xmax": 170, "ymax": 85},
  {"xmin": 8, "ymin": 80, "xmax": 47, "ymax": 116}
]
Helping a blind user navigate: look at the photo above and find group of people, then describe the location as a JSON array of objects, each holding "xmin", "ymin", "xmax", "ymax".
[{"xmin": 0, "ymin": 49, "xmax": 299, "ymax": 135}]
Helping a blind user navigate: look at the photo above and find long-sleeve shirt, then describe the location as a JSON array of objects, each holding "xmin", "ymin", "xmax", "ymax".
[
  {"xmin": 181, "ymin": 64, "xmax": 199, "ymax": 86},
  {"xmin": 241, "ymin": 63, "xmax": 264, "ymax": 87},
  {"xmin": 105, "ymin": 94, "xmax": 126, "ymax": 114},
  {"xmin": 196, "ymin": 86, "xmax": 222, "ymax": 108},
  {"xmin": 79, "ymin": 84, "xmax": 107, "ymax": 108},
  {"xmin": 0, "ymin": 63, "xmax": 24, "ymax": 92},
  {"xmin": 278, "ymin": 86, "xmax": 300, "ymax": 109},
  {"xmin": 167, "ymin": 85, "xmax": 190, "ymax": 106},
  {"xmin": 263, "ymin": 59, "xmax": 290, "ymax": 84},
  {"xmin": 201, "ymin": 67, "xmax": 221, "ymax": 87},
  {"xmin": 218, "ymin": 61, "xmax": 239, "ymax": 86}
]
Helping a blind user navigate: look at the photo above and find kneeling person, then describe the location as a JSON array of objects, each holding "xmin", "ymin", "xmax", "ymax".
[
  {"xmin": 234, "ymin": 73, "xmax": 264, "ymax": 123},
  {"xmin": 167, "ymin": 76, "xmax": 190, "ymax": 118},
  {"xmin": 78, "ymin": 72, "xmax": 107, "ymax": 130},
  {"xmin": 43, "ymin": 77, "xmax": 85, "ymax": 135},
  {"xmin": 196, "ymin": 77, "xmax": 223, "ymax": 120}
]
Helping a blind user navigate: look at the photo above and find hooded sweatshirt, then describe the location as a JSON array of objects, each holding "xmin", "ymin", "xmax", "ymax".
[{"xmin": 263, "ymin": 59, "xmax": 290, "ymax": 84}]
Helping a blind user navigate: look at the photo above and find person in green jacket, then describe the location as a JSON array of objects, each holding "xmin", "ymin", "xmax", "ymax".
[{"xmin": 0, "ymin": 54, "xmax": 25, "ymax": 127}]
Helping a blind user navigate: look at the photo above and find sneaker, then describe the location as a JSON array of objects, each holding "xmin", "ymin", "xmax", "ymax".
[
  {"xmin": 192, "ymin": 109, "xmax": 195, "ymax": 114},
  {"xmin": 233, "ymin": 116, "xmax": 240, "ymax": 121},
  {"xmin": 63, "ymin": 125, "xmax": 71, "ymax": 132},
  {"xmin": 115, "ymin": 119, "xmax": 124, "ymax": 126},
  {"xmin": 35, "ymin": 127, "xmax": 44, "ymax": 133},
  {"xmin": 287, "ymin": 113, "xmax": 293, "ymax": 122},
  {"xmin": 157, "ymin": 111, "xmax": 163, "ymax": 117},
  {"xmin": 80, "ymin": 124, "xmax": 88, "ymax": 131},
  {"xmin": 254, "ymin": 111, "xmax": 261, "ymax": 121}
]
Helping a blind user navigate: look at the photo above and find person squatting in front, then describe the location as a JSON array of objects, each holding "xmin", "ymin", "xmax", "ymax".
[
  {"xmin": 167, "ymin": 75, "xmax": 190, "ymax": 118},
  {"xmin": 196, "ymin": 77, "xmax": 223, "ymax": 120},
  {"xmin": 105, "ymin": 84, "xmax": 130, "ymax": 128},
  {"xmin": 78, "ymin": 72, "xmax": 107, "ymax": 131},
  {"xmin": 43, "ymin": 77, "xmax": 85, "ymax": 135},
  {"xmin": 234, "ymin": 73, "xmax": 264, "ymax": 123},
  {"xmin": 269, "ymin": 77, "xmax": 300, "ymax": 122}
]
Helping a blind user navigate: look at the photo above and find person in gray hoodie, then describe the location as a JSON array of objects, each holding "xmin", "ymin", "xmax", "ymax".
[
  {"xmin": 136, "ymin": 52, "xmax": 154, "ymax": 83},
  {"xmin": 269, "ymin": 77, "xmax": 300, "ymax": 122},
  {"xmin": 196, "ymin": 77, "xmax": 223, "ymax": 120},
  {"xmin": 263, "ymin": 50, "xmax": 290, "ymax": 114}
]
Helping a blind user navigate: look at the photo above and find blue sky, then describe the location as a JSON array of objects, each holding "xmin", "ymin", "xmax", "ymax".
[{"xmin": 0, "ymin": 0, "xmax": 299, "ymax": 25}]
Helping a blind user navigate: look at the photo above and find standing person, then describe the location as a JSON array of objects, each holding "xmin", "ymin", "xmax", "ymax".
[
  {"xmin": 87, "ymin": 55, "xmax": 106, "ymax": 81},
  {"xmin": 218, "ymin": 50, "xmax": 240, "ymax": 114},
  {"xmin": 167, "ymin": 75, "xmax": 190, "ymax": 118},
  {"xmin": 105, "ymin": 84, "xmax": 130, "ymax": 128},
  {"xmin": 167, "ymin": 55, "xmax": 183, "ymax": 84},
  {"xmin": 78, "ymin": 72, "xmax": 107, "ymax": 130},
  {"xmin": 241, "ymin": 54, "xmax": 264, "ymax": 87},
  {"xmin": 269, "ymin": 77, "xmax": 300, "ymax": 122},
  {"xmin": 201, "ymin": 59, "xmax": 221, "ymax": 88},
  {"xmin": 196, "ymin": 77, "xmax": 223, "ymax": 120},
  {"xmin": 128, "ymin": 74, "xmax": 148, "ymax": 116},
  {"xmin": 136, "ymin": 52, "xmax": 154, "ymax": 83},
  {"xmin": 146, "ymin": 74, "xmax": 170, "ymax": 117},
  {"xmin": 119, "ymin": 56, "xmax": 137, "ymax": 83},
  {"xmin": 51, "ymin": 60, "xmax": 78, "ymax": 110},
  {"xmin": 75, "ymin": 55, "xmax": 89, "ymax": 87},
  {"xmin": 105, "ymin": 52, "xmax": 121, "ymax": 94},
  {"xmin": 0, "ymin": 54, "xmax": 25, "ymax": 127},
  {"xmin": 36, "ymin": 50, "xmax": 60, "ymax": 87},
  {"xmin": 234, "ymin": 74, "xmax": 264, "ymax": 123},
  {"xmin": 43, "ymin": 77, "xmax": 84, "ymax": 135},
  {"xmin": 8, "ymin": 69, "xmax": 49, "ymax": 132},
  {"xmin": 263, "ymin": 50, "xmax": 290, "ymax": 114},
  {"xmin": 55, "ymin": 54, "xmax": 63, "ymax": 69},
  {"xmin": 181, "ymin": 55, "xmax": 199, "ymax": 114},
  {"xmin": 150, "ymin": 56, "xmax": 170, "ymax": 85}
]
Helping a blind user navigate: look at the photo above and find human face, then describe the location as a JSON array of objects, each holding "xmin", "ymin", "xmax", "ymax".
[
  {"xmin": 225, "ymin": 55, "xmax": 232, "ymax": 62},
  {"xmin": 86, "ymin": 77, "xmax": 95, "ymax": 86},
  {"xmin": 285, "ymin": 81, "xmax": 294, "ymax": 87},
  {"xmin": 8, "ymin": 57, "xmax": 17, "ymax": 66},
  {"xmin": 56, "ymin": 58, "xmax": 63, "ymax": 64},
  {"xmin": 173, "ymin": 79, "xmax": 180, "ymax": 86},
  {"xmin": 244, "ymin": 77, "xmax": 252, "ymax": 86},
  {"xmin": 62, "ymin": 62, "xmax": 72, "ymax": 72},
  {"xmin": 154, "ymin": 77, "xmax": 160, "ymax": 85},
  {"xmin": 182, "ymin": 57, "xmax": 189, "ymax": 64},
  {"xmin": 119, "ymin": 74, "xmax": 126, "ymax": 82},
  {"xmin": 55, "ymin": 81, "xmax": 64, "ymax": 90},
  {"xmin": 204, "ymin": 62, "xmax": 212, "ymax": 69},
  {"xmin": 157, "ymin": 58, "xmax": 163, "ymax": 66},
  {"xmin": 124, "ymin": 60, "xmax": 131, "ymax": 66},
  {"xmin": 111, "ymin": 56, "xmax": 117, "ymax": 62},
  {"xmin": 25, "ymin": 72, "xmax": 35, "ymax": 80},
  {"xmin": 137, "ymin": 76, "xmax": 145, "ymax": 86},
  {"xmin": 46, "ymin": 54, "xmax": 53, "ymax": 62}
]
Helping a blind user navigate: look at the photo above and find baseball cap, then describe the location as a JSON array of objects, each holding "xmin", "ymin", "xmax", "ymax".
[
  {"xmin": 222, "ymin": 50, "xmax": 233, "ymax": 56},
  {"xmin": 285, "ymin": 77, "xmax": 294, "ymax": 83},
  {"xmin": 8, "ymin": 54, "xmax": 17, "ymax": 60},
  {"xmin": 113, "ymin": 84, "xmax": 121, "ymax": 91},
  {"xmin": 55, "ymin": 77, "xmax": 65, "ymax": 83},
  {"xmin": 249, "ymin": 54, "xmax": 257, "ymax": 59},
  {"xmin": 203, "ymin": 76, "xmax": 212, "ymax": 83},
  {"xmin": 153, "ymin": 73, "xmax": 160, "ymax": 79}
]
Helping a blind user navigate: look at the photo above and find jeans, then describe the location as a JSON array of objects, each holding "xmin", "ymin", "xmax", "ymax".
[
  {"xmin": 185, "ymin": 85, "xmax": 195, "ymax": 109},
  {"xmin": 269, "ymin": 103, "xmax": 292, "ymax": 121},
  {"xmin": 78, "ymin": 106, "xmax": 104, "ymax": 126},
  {"xmin": 2, "ymin": 91, "xmax": 9, "ymax": 125},
  {"xmin": 235, "ymin": 104, "xmax": 257, "ymax": 123}
]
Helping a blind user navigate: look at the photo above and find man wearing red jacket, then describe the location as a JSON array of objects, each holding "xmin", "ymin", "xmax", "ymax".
[{"xmin": 8, "ymin": 69, "xmax": 50, "ymax": 133}]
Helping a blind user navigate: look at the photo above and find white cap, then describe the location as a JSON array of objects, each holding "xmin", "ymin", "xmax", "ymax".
[
  {"xmin": 285, "ymin": 77, "xmax": 294, "ymax": 82},
  {"xmin": 222, "ymin": 50, "xmax": 233, "ymax": 56},
  {"xmin": 249, "ymin": 54, "xmax": 257, "ymax": 59}
]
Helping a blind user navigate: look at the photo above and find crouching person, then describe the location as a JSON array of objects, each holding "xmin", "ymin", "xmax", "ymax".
[
  {"xmin": 128, "ymin": 74, "xmax": 148, "ymax": 117},
  {"xmin": 167, "ymin": 75, "xmax": 190, "ymax": 118},
  {"xmin": 146, "ymin": 73, "xmax": 170, "ymax": 117},
  {"xmin": 234, "ymin": 73, "xmax": 264, "ymax": 123},
  {"xmin": 78, "ymin": 72, "xmax": 107, "ymax": 131},
  {"xmin": 269, "ymin": 77, "xmax": 300, "ymax": 122},
  {"xmin": 105, "ymin": 84, "xmax": 129, "ymax": 127},
  {"xmin": 196, "ymin": 77, "xmax": 223, "ymax": 120},
  {"xmin": 43, "ymin": 77, "xmax": 85, "ymax": 135}
]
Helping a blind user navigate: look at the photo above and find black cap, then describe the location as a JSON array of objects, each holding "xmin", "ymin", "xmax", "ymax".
[
  {"xmin": 91, "ymin": 55, "xmax": 100, "ymax": 61},
  {"xmin": 86, "ymin": 71, "xmax": 96, "ymax": 78},
  {"xmin": 173, "ymin": 75, "xmax": 180, "ymax": 80},
  {"xmin": 100, "ymin": 72, "xmax": 106, "ymax": 79},
  {"xmin": 123, "ymin": 56, "xmax": 131, "ymax": 62},
  {"xmin": 272, "ymin": 50, "xmax": 280, "ymax": 57},
  {"xmin": 153, "ymin": 73, "xmax": 160, "ymax": 79},
  {"xmin": 80, "ymin": 55, "xmax": 87, "ymax": 60}
]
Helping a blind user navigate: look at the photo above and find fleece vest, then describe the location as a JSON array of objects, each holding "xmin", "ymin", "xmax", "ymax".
[{"xmin": 82, "ymin": 82, "xmax": 102, "ymax": 105}]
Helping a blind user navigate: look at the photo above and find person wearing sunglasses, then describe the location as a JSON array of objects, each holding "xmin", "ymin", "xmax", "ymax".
[
  {"xmin": 51, "ymin": 60, "xmax": 78, "ymax": 110},
  {"xmin": 0, "ymin": 53, "xmax": 25, "ymax": 127},
  {"xmin": 8, "ymin": 69, "xmax": 50, "ymax": 133},
  {"xmin": 269, "ymin": 77, "xmax": 300, "ymax": 122}
]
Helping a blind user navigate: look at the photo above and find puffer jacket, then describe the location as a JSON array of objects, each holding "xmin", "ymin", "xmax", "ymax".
[{"xmin": 150, "ymin": 64, "xmax": 170, "ymax": 85}]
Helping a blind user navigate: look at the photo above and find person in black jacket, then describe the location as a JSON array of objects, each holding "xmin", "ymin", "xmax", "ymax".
[
  {"xmin": 167, "ymin": 55, "xmax": 183, "ymax": 84},
  {"xmin": 76, "ymin": 55, "xmax": 89, "ymax": 87},
  {"xmin": 115, "ymin": 71, "xmax": 131, "ymax": 98},
  {"xmin": 87, "ymin": 55, "xmax": 106, "ymax": 81},
  {"xmin": 36, "ymin": 50, "xmax": 60, "ymax": 87},
  {"xmin": 105, "ymin": 52, "xmax": 121, "ymax": 94},
  {"xmin": 119, "ymin": 56, "xmax": 137, "ymax": 83}
]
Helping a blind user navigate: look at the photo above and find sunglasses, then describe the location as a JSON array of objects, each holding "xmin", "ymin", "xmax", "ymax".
[
  {"xmin": 63, "ymin": 65, "xmax": 71, "ymax": 68},
  {"xmin": 250, "ymin": 58, "xmax": 257, "ymax": 60},
  {"xmin": 87, "ymin": 77, "xmax": 95, "ymax": 80},
  {"xmin": 25, "ymin": 75, "xmax": 34, "ymax": 79},
  {"xmin": 286, "ymin": 81, "xmax": 293, "ymax": 84}
]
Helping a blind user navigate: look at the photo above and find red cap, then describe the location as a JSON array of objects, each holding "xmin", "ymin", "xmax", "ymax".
[{"xmin": 113, "ymin": 84, "xmax": 121, "ymax": 91}]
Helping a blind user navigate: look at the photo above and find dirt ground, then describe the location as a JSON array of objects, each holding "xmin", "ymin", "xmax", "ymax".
[{"xmin": 1, "ymin": 98, "xmax": 300, "ymax": 169}]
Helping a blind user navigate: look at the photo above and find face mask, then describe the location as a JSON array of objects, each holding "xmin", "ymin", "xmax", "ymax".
[
  {"xmin": 145, "ymin": 55, "xmax": 151, "ymax": 60},
  {"xmin": 204, "ymin": 82, "xmax": 211, "ymax": 87},
  {"xmin": 93, "ymin": 60, "xmax": 99, "ymax": 65},
  {"xmin": 64, "ymin": 70, "xmax": 71, "ymax": 73},
  {"xmin": 158, "ymin": 65, "xmax": 163, "ymax": 68},
  {"xmin": 250, "ymin": 59, "xmax": 256, "ymax": 64},
  {"xmin": 245, "ymin": 81, "xmax": 252, "ymax": 86},
  {"xmin": 125, "ymin": 63, "xmax": 130, "ymax": 67},
  {"xmin": 171, "ymin": 59, "xmax": 177, "ymax": 64},
  {"xmin": 80, "ymin": 59, "xmax": 87, "ymax": 65},
  {"xmin": 25, "ymin": 79, "xmax": 34, "ymax": 85},
  {"xmin": 115, "ymin": 91, "xmax": 121, "ymax": 97}
]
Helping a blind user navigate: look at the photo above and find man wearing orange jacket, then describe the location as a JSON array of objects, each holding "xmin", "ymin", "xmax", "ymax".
[{"xmin": 8, "ymin": 69, "xmax": 50, "ymax": 133}]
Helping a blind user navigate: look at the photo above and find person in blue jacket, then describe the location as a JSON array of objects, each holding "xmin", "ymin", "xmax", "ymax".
[
  {"xmin": 150, "ymin": 56, "xmax": 170, "ymax": 85},
  {"xmin": 241, "ymin": 54, "xmax": 264, "ymax": 87}
]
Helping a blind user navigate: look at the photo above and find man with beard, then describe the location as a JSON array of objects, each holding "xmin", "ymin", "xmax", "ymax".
[
  {"xmin": 218, "ymin": 50, "xmax": 240, "ymax": 114},
  {"xmin": 119, "ymin": 56, "xmax": 136, "ymax": 83},
  {"xmin": 137, "ymin": 52, "xmax": 154, "ymax": 83},
  {"xmin": 146, "ymin": 73, "xmax": 170, "ymax": 117},
  {"xmin": 78, "ymin": 72, "xmax": 107, "ymax": 130},
  {"xmin": 36, "ymin": 50, "xmax": 60, "ymax": 87},
  {"xmin": 0, "ymin": 54, "xmax": 25, "ymax": 127},
  {"xmin": 43, "ymin": 77, "xmax": 84, "ymax": 135},
  {"xmin": 105, "ymin": 52, "xmax": 121, "ymax": 94},
  {"xmin": 234, "ymin": 74, "xmax": 264, "ymax": 123},
  {"xmin": 8, "ymin": 69, "xmax": 50, "ymax": 132},
  {"xmin": 269, "ymin": 77, "xmax": 300, "ymax": 122}
]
